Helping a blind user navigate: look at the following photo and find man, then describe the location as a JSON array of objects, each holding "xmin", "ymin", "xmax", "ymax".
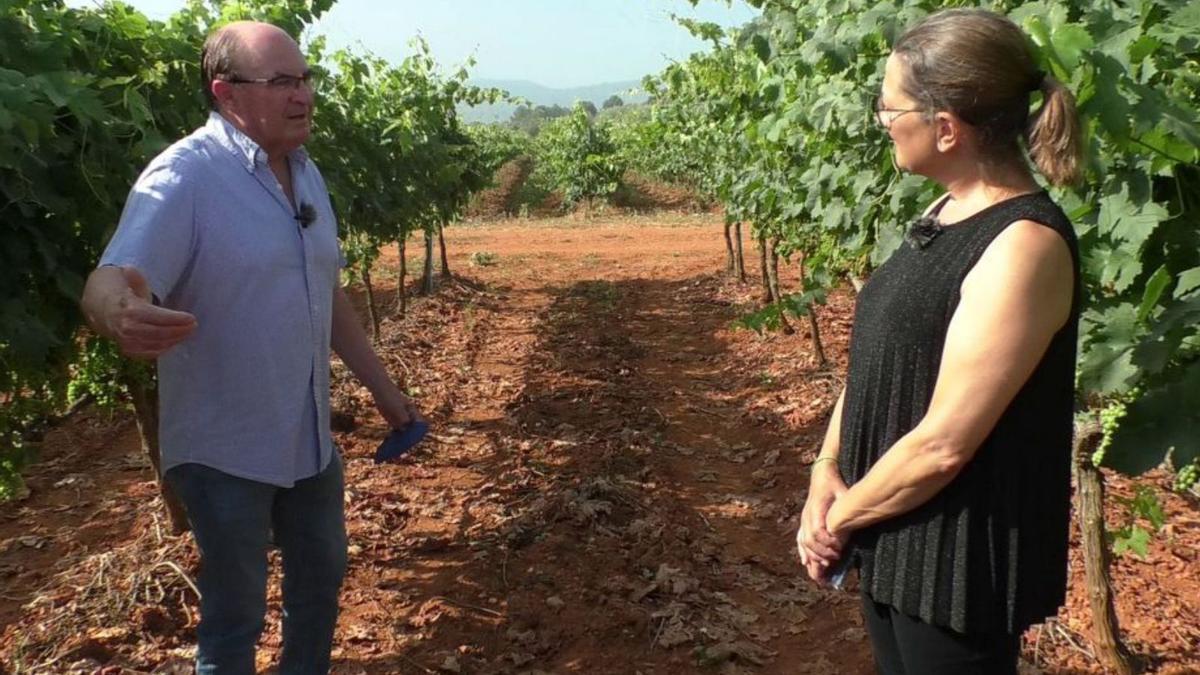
[{"xmin": 80, "ymin": 21, "xmax": 418, "ymax": 674}]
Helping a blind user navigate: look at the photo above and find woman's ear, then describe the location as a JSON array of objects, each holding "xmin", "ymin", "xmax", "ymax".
[{"xmin": 933, "ymin": 111, "xmax": 962, "ymax": 154}]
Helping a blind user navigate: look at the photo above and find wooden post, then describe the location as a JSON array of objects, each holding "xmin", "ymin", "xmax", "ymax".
[
  {"xmin": 121, "ymin": 369, "xmax": 189, "ymax": 535},
  {"xmin": 397, "ymin": 233, "xmax": 408, "ymax": 316},
  {"xmin": 421, "ymin": 228, "xmax": 435, "ymax": 295},
  {"xmin": 1073, "ymin": 417, "xmax": 1136, "ymax": 675},
  {"xmin": 766, "ymin": 238, "xmax": 794, "ymax": 335},
  {"xmin": 723, "ymin": 221, "xmax": 735, "ymax": 274},
  {"xmin": 758, "ymin": 237, "xmax": 772, "ymax": 302},
  {"xmin": 362, "ymin": 265, "xmax": 380, "ymax": 343},
  {"xmin": 438, "ymin": 222, "xmax": 451, "ymax": 279},
  {"xmin": 733, "ymin": 222, "xmax": 746, "ymax": 282},
  {"xmin": 800, "ymin": 253, "xmax": 828, "ymax": 367}
]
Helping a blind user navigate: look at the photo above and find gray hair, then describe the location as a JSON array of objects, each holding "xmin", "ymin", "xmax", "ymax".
[{"xmin": 201, "ymin": 25, "xmax": 244, "ymax": 110}]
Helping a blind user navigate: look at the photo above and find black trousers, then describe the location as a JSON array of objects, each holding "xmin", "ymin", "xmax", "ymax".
[{"xmin": 861, "ymin": 591, "xmax": 1021, "ymax": 675}]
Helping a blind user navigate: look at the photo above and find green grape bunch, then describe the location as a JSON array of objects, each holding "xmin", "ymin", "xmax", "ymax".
[{"xmin": 1175, "ymin": 461, "xmax": 1199, "ymax": 493}]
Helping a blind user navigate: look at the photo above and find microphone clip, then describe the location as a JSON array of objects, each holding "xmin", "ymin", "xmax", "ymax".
[{"xmin": 295, "ymin": 201, "xmax": 316, "ymax": 228}]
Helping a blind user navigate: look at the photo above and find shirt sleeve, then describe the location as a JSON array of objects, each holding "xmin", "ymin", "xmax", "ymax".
[{"xmin": 98, "ymin": 155, "xmax": 197, "ymax": 304}]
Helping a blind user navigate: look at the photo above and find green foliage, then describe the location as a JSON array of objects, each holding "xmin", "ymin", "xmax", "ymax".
[
  {"xmin": 602, "ymin": 95, "xmax": 624, "ymax": 109},
  {"xmin": 652, "ymin": 0, "xmax": 1200, "ymax": 488},
  {"xmin": 69, "ymin": 338, "xmax": 136, "ymax": 411},
  {"xmin": 1111, "ymin": 484, "xmax": 1167, "ymax": 558},
  {"xmin": 307, "ymin": 37, "xmax": 495, "ymax": 274},
  {"xmin": 507, "ymin": 103, "xmax": 571, "ymax": 136},
  {"xmin": 0, "ymin": 0, "xmax": 493, "ymax": 497},
  {"xmin": 733, "ymin": 285, "xmax": 830, "ymax": 334},
  {"xmin": 1111, "ymin": 524, "xmax": 1152, "ymax": 558},
  {"xmin": 469, "ymin": 251, "xmax": 499, "ymax": 267},
  {"xmin": 0, "ymin": 0, "xmax": 217, "ymax": 494},
  {"xmin": 606, "ymin": 104, "xmax": 710, "ymax": 188},
  {"xmin": 466, "ymin": 123, "xmax": 532, "ymax": 175},
  {"xmin": 533, "ymin": 103, "xmax": 624, "ymax": 206}
]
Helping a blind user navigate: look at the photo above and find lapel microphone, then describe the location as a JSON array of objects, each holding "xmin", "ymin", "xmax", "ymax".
[{"xmin": 295, "ymin": 202, "xmax": 316, "ymax": 228}]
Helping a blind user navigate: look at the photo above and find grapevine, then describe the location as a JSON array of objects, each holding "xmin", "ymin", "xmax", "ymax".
[
  {"xmin": 533, "ymin": 103, "xmax": 624, "ymax": 208},
  {"xmin": 642, "ymin": 0, "xmax": 1200, "ymax": 489},
  {"xmin": 0, "ymin": 0, "xmax": 496, "ymax": 496}
]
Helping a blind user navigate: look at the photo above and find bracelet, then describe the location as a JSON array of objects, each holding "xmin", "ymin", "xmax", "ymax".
[{"xmin": 812, "ymin": 456, "xmax": 838, "ymax": 468}]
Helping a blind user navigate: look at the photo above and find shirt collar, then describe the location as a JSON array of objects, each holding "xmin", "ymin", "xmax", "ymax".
[{"xmin": 206, "ymin": 111, "xmax": 310, "ymax": 172}]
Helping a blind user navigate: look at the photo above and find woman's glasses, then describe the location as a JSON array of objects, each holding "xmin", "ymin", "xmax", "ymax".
[{"xmin": 872, "ymin": 96, "xmax": 923, "ymax": 129}]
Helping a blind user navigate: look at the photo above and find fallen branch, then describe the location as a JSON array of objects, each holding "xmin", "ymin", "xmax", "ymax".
[
  {"xmin": 430, "ymin": 595, "xmax": 504, "ymax": 618},
  {"xmin": 152, "ymin": 560, "xmax": 200, "ymax": 600},
  {"xmin": 650, "ymin": 614, "xmax": 669, "ymax": 649}
]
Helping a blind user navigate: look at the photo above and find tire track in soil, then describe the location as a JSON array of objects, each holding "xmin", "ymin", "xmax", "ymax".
[{"xmin": 332, "ymin": 231, "xmax": 872, "ymax": 674}]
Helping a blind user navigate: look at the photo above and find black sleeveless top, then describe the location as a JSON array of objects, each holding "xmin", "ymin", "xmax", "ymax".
[{"xmin": 838, "ymin": 190, "xmax": 1080, "ymax": 635}]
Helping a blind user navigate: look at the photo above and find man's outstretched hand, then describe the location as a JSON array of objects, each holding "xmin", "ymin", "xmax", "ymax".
[{"xmin": 86, "ymin": 266, "xmax": 197, "ymax": 359}]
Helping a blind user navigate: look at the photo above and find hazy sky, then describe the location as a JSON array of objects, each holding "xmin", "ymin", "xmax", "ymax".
[{"xmin": 66, "ymin": 0, "xmax": 758, "ymax": 88}]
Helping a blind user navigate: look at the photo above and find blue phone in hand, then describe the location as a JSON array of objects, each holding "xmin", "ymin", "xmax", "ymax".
[{"xmin": 373, "ymin": 419, "xmax": 429, "ymax": 463}]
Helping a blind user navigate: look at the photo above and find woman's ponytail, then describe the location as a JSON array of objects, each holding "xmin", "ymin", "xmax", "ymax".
[{"xmin": 1026, "ymin": 75, "xmax": 1083, "ymax": 187}]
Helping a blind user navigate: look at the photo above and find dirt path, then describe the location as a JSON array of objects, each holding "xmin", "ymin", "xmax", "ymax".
[
  {"xmin": 2, "ymin": 213, "xmax": 1196, "ymax": 674},
  {"xmin": 327, "ymin": 215, "xmax": 869, "ymax": 673}
]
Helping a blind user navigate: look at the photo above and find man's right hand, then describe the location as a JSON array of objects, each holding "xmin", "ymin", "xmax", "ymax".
[{"xmin": 98, "ymin": 267, "xmax": 197, "ymax": 359}]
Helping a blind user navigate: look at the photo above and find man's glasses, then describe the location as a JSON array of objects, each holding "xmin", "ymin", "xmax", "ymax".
[
  {"xmin": 224, "ymin": 71, "xmax": 317, "ymax": 91},
  {"xmin": 872, "ymin": 96, "xmax": 923, "ymax": 129}
]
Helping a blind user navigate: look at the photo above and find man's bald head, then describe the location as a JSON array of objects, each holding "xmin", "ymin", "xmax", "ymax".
[{"xmin": 201, "ymin": 21, "xmax": 298, "ymax": 110}]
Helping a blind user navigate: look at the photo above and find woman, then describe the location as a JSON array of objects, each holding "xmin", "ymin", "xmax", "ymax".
[{"xmin": 795, "ymin": 8, "xmax": 1083, "ymax": 674}]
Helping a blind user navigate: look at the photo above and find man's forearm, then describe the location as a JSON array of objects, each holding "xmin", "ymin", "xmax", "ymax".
[{"xmin": 330, "ymin": 287, "xmax": 401, "ymax": 396}]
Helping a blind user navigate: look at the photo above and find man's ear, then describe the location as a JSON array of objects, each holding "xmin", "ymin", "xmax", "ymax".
[
  {"xmin": 933, "ymin": 111, "xmax": 962, "ymax": 154},
  {"xmin": 211, "ymin": 79, "xmax": 235, "ymax": 108}
]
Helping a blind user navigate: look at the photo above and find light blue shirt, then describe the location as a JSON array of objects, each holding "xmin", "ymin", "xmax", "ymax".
[{"xmin": 100, "ymin": 112, "xmax": 344, "ymax": 487}]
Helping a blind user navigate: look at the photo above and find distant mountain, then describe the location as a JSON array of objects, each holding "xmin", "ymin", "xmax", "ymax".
[{"xmin": 459, "ymin": 78, "xmax": 650, "ymax": 124}]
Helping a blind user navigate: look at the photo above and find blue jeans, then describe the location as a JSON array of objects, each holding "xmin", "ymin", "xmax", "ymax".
[{"xmin": 166, "ymin": 454, "xmax": 347, "ymax": 675}]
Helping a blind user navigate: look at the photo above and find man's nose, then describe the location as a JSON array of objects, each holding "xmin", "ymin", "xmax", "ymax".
[{"xmin": 291, "ymin": 83, "xmax": 314, "ymax": 105}]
